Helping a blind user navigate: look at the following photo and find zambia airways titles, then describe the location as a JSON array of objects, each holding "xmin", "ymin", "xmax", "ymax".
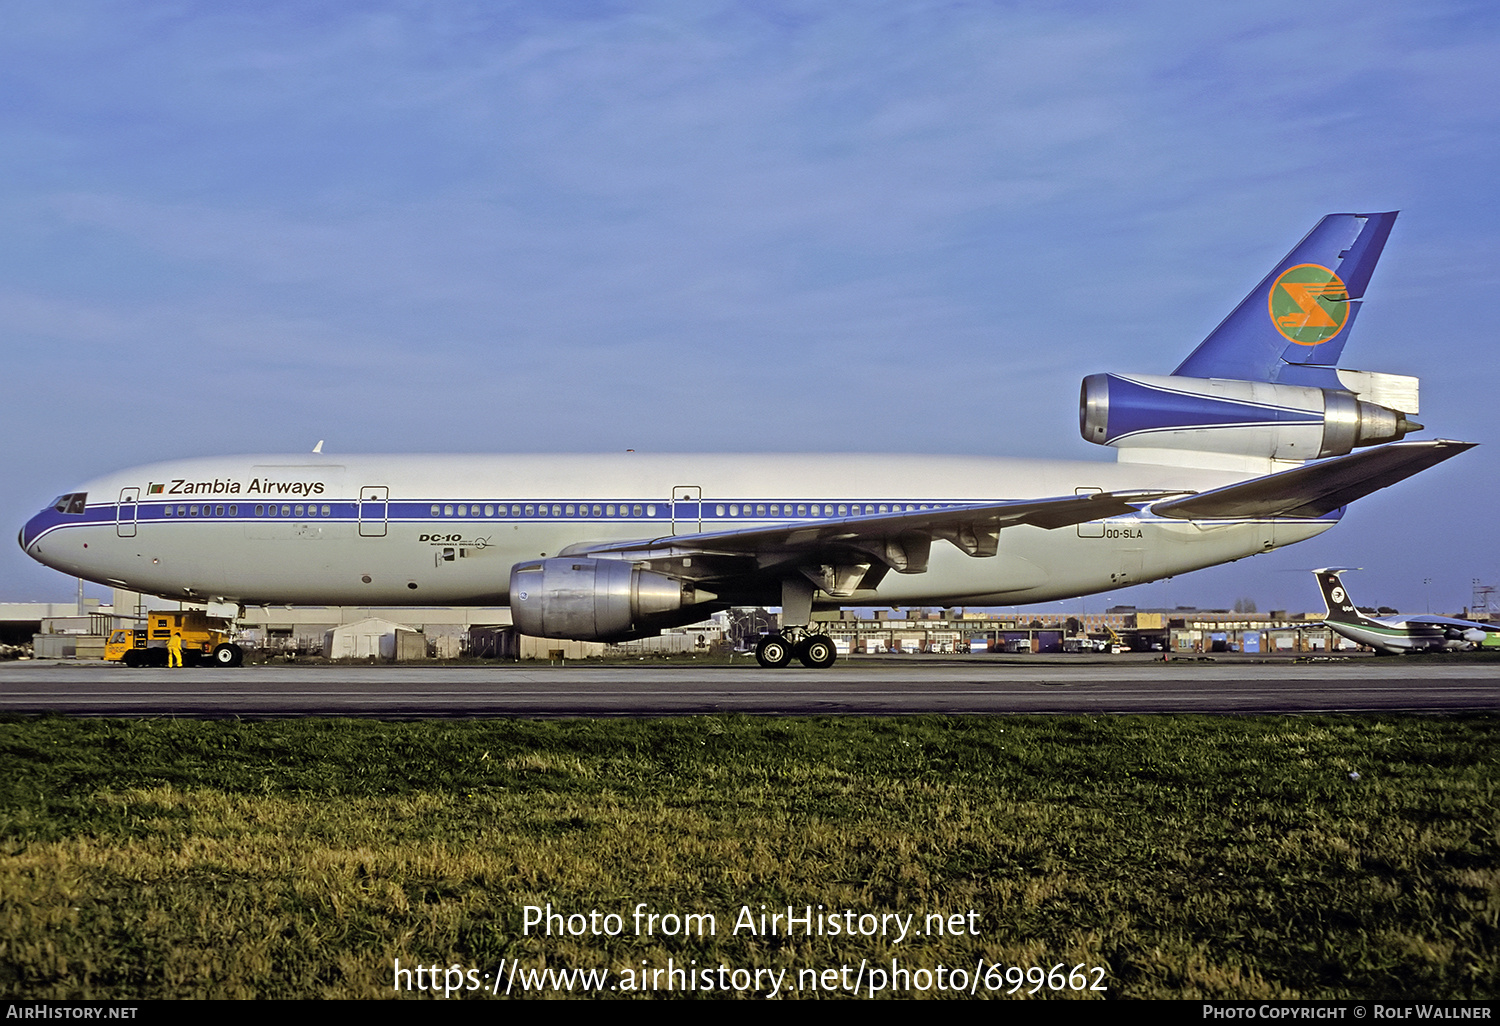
[{"xmin": 148, "ymin": 478, "xmax": 327, "ymax": 497}]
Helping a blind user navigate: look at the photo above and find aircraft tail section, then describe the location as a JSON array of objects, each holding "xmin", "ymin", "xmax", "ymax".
[
  {"xmin": 1173, "ymin": 212, "xmax": 1398, "ymax": 386},
  {"xmin": 1313, "ymin": 569, "xmax": 1377, "ymax": 627},
  {"xmin": 1078, "ymin": 211, "xmax": 1430, "ymax": 471}
]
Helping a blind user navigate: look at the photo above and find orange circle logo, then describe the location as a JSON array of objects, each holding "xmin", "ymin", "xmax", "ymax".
[{"xmin": 1269, "ymin": 263, "xmax": 1350, "ymax": 346}]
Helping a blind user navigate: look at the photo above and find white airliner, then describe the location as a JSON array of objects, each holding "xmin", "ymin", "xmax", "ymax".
[
  {"xmin": 1313, "ymin": 569, "xmax": 1500, "ymax": 654},
  {"xmin": 19, "ymin": 211, "xmax": 1474, "ymax": 667}
]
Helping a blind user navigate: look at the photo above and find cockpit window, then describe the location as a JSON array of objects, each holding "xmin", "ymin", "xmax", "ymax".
[{"xmin": 51, "ymin": 493, "xmax": 87, "ymax": 515}]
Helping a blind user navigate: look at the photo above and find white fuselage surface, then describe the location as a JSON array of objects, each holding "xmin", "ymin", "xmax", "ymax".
[{"xmin": 20, "ymin": 451, "xmax": 1332, "ymax": 610}]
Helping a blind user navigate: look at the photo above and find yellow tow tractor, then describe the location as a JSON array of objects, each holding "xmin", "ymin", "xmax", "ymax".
[{"xmin": 105, "ymin": 610, "xmax": 244, "ymax": 667}]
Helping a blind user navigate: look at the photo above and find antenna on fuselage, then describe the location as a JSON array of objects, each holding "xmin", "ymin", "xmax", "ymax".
[{"xmin": 312, "ymin": 440, "xmax": 324, "ymax": 453}]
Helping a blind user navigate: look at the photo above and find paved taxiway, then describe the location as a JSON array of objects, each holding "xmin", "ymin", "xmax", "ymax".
[{"xmin": 2, "ymin": 657, "xmax": 1497, "ymax": 716}]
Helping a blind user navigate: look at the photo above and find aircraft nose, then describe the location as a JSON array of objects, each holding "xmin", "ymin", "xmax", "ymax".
[{"xmin": 18, "ymin": 510, "xmax": 47, "ymax": 554}]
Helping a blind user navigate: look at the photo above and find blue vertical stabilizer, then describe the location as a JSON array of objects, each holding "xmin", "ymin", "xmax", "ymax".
[{"xmin": 1172, "ymin": 212, "xmax": 1398, "ymax": 386}]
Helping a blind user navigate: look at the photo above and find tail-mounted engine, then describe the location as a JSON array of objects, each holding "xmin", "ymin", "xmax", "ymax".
[
  {"xmin": 1079, "ymin": 373, "xmax": 1421, "ymax": 464},
  {"xmin": 509, "ymin": 557, "xmax": 717, "ymax": 641}
]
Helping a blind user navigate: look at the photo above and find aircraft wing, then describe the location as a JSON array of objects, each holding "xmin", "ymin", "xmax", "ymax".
[
  {"xmin": 561, "ymin": 489, "xmax": 1177, "ymax": 593},
  {"xmin": 1149, "ymin": 440, "xmax": 1475, "ymax": 520},
  {"xmin": 1398, "ymin": 615, "xmax": 1498, "ymax": 632}
]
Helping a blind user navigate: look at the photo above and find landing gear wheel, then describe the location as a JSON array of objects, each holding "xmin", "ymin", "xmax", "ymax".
[
  {"xmin": 122, "ymin": 649, "xmax": 143, "ymax": 668},
  {"xmin": 797, "ymin": 634, "xmax": 837, "ymax": 669},
  {"xmin": 212, "ymin": 643, "xmax": 244, "ymax": 667},
  {"xmin": 755, "ymin": 635, "xmax": 794, "ymax": 668}
]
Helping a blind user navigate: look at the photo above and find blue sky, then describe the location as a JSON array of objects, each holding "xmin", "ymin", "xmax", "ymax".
[{"xmin": 2, "ymin": 1, "xmax": 1497, "ymax": 614}]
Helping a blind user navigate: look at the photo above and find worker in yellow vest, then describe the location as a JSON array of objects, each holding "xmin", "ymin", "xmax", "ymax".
[{"xmin": 168, "ymin": 631, "xmax": 183, "ymax": 668}]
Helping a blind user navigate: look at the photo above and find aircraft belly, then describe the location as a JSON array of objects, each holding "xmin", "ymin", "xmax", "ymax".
[{"xmin": 1328, "ymin": 624, "xmax": 1411, "ymax": 653}]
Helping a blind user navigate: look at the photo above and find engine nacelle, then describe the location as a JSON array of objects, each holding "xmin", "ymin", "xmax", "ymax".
[
  {"xmin": 509, "ymin": 557, "xmax": 716, "ymax": 641},
  {"xmin": 1079, "ymin": 373, "xmax": 1420, "ymax": 462}
]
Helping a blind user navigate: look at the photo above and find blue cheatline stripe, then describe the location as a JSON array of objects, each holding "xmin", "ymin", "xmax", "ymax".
[{"xmin": 23, "ymin": 494, "xmax": 1341, "ymax": 551}]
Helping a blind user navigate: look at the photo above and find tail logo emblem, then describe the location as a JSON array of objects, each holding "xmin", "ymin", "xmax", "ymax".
[
  {"xmin": 1269, "ymin": 263, "xmax": 1350, "ymax": 346},
  {"xmin": 1331, "ymin": 586, "xmax": 1346, "ymax": 604}
]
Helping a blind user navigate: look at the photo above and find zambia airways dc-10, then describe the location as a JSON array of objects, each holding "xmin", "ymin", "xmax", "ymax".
[{"xmin": 19, "ymin": 212, "xmax": 1475, "ymax": 668}]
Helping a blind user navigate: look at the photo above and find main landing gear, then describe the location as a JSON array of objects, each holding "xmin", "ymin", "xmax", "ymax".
[{"xmin": 755, "ymin": 628, "xmax": 837, "ymax": 669}]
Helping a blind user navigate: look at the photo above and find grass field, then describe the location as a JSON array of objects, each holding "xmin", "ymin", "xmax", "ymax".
[{"xmin": 1, "ymin": 714, "xmax": 1495, "ymax": 1000}]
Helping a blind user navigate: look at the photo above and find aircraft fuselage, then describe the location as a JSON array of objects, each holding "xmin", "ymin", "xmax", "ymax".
[{"xmin": 19, "ymin": 451, "xmax": 1335, "ymax": 610}]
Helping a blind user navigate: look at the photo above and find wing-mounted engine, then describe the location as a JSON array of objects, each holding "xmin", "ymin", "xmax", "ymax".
[
  {"xmin": 509, "ymin": 557, "xmax": 718, "ymax": 641},
  {"xmin": 1080, "ymin": 372, "xmax": 1422, "ymax": 467}
]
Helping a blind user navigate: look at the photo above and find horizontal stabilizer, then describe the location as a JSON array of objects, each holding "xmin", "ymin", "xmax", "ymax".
[{"xmin": 1151, "ymin": 440, "xmax": 1474, "ymax": 520}]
